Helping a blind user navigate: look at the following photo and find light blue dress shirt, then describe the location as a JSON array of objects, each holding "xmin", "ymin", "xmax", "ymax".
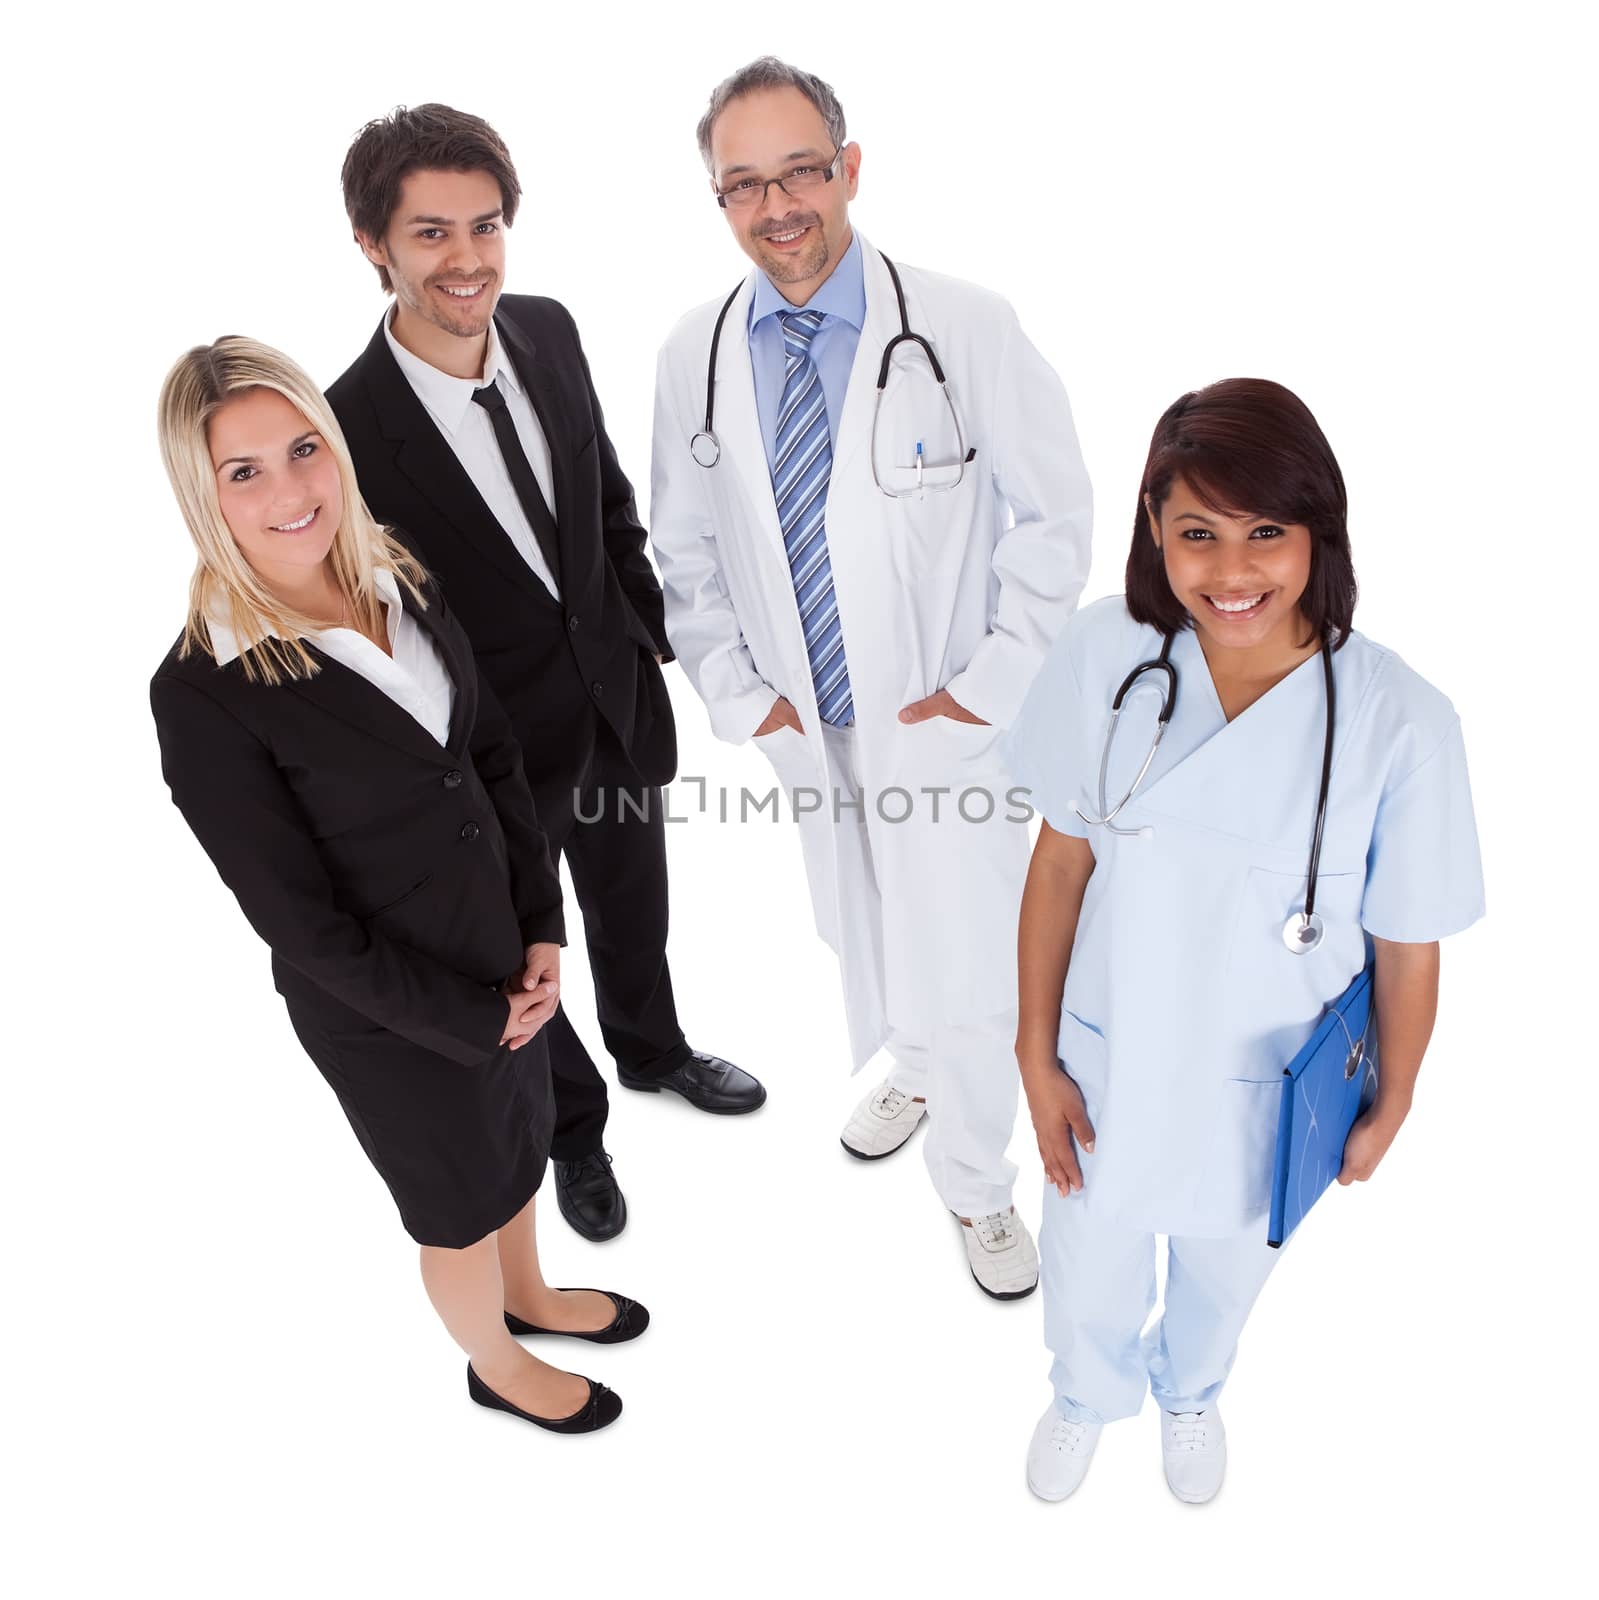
[{"xmin": 749, "ymin": 230, "xmax": 866, "ymax": 471}]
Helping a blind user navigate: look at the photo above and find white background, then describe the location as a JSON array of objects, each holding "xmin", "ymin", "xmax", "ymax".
[{"xmin": 8, "ymin": 2, "xmax": 1592, "ymax": 1594}]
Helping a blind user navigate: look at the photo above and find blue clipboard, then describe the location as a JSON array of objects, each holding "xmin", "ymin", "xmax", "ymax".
[{"xmin": 1268, "ymin": 961, "xmax": 1379, "ymax": 1248}]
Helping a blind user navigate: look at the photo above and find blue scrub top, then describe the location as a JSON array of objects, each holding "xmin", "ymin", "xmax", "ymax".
[{"xmin": 1001, "ymin": 595, "xmax": 1486, "ymax": 1234}]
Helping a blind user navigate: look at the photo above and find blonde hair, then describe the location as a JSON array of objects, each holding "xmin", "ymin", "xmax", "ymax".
[{"xmin": 157, "ymin": 335, "xmax": 429, "ymax": 686}]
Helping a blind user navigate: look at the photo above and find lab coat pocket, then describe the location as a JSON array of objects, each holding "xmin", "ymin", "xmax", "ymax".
[
  {"xmin": 753, "ymin": 724, "xmax": 818, "ymax": 801},
  {"xmin": 900, "ymin": 711, "xmax": 1001, "ymax": 779},
  {"xmin": 879, "ymin": 462, "xmax": 966, "ymax": 495},
  {"xmin": 930, "ymin": 712, "xmax": 1001, "ymax": 758},
  {"xmin": 884, "ymin": 471, "xmax": 978, "ymax": 575}
]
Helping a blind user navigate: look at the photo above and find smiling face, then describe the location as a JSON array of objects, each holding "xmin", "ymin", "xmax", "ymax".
[
  {"xmin": 1149, "ymin": 476, "xmax": 1315, "ymax": 658},
  {"xmin": 209, "ymin": 387, "xmax": 343, "ymax": 588},
  {"xmin": 358, "ymin": 167, "xmax": 507, "ymax": 370},
  {"xmin": 708, "ymin": 86, "xmax": 859, "ymax": 303}
]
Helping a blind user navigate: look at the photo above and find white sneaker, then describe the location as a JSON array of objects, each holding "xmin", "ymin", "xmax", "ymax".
[
  {"xmin": 1161, "ymin": 1407, "xmax": 1227, "ymax": 1504},
  {"xmin": 959, "ymin": 1207, "xmax": 1039, "ymax": 1299},
  {"xmin": 840, "ymin": 1080, "xmax": 927, "ymax": 1160},
  {"xmin": 1026, "ymin": 1403, "xmax": 1103, "ymax": 1501}
]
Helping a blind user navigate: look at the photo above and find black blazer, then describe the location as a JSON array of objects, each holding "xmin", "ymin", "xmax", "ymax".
[
  {"xmin": 326, "ymin": 295, "xmax": 677, "ymax": 793},
  {"xmin": 150, "ymin": 575, "xmax": 565, "ymax": 1069}
]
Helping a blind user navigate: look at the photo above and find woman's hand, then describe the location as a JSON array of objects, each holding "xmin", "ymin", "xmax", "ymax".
[
  {"xmin": 1021, "ymin": 1057, "xmax": 1096, "ymax": 1197},
  {"xmin": 1339, "ymin": 937, "xmax": 1436, "ymax": 1184},
  {"xmin": 500, "ymin": 942, "xmax": 561, "ymax": 1050},
  {"xmin": 1338, "ymin": 1103, "xmax": 1408, "ymax": 1184}
]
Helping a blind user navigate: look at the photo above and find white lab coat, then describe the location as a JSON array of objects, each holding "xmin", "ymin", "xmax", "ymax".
[
  {"xmin": 650, "ymin": 236, "xmax": 1093, "ymax": 1066},
  {"xmin": 1003, "ymin": 596, "xmax": 1487, "ymax": 1237}
]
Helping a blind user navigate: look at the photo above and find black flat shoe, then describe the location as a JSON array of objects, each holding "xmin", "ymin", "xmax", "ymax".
[
  {"xmin": 617, "ymin": 1051, "xmax": 767, "ymax": 1114},
  {"xmin": 504, "ymin": 1290, "xmax": 649, "ymax": 1344},
  {"xmin": 466, "ymin": 1363, "xmax": 623, "ymax": 1433},
  {"xmin": 554, "ymin": 1150, "xmax": 627, "ymax": 1242}
]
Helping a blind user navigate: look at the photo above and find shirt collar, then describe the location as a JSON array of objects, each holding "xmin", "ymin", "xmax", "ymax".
[
  {"xmin": 383, "ymin": 306, "xmax": 522, "ymax": 436},
  {"xmin": 207, "ymin": 566, "xmax": 403, "ymax": 667},
  {"xmin": 749, "ymin": 228, "xmax": 866, "ymax": 334}
]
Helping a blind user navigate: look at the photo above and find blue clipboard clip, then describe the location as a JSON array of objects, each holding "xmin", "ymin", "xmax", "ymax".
[{"xmin": 1267, "ymin": 961, "xmax": 1379, "ymax": 1248}]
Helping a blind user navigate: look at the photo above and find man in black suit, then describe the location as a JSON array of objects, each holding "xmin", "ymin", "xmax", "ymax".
[{"xmin": 328, "ymin": 104, "xmax": 764, "ymax": 1242}]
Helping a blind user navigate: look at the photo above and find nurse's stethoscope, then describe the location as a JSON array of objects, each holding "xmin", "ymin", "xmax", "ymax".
[
  {"xmin": 688, "ymin": 250, "xmax": 975, "ymax": 496},
  {"xmin": 1074, "ymin": 631, "xmax": 1338, "ymax": 956}
]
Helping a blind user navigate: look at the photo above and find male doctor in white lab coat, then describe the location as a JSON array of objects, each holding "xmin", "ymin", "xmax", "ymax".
[{"xmin": 650, "ymin": 57, "xmax": 1092, "ymax": 1296}]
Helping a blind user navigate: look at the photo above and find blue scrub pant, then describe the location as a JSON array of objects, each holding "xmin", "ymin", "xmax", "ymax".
[{"xmin": 1041, "ymin": 1188, "xmax": 1281, "ymax": 1423}]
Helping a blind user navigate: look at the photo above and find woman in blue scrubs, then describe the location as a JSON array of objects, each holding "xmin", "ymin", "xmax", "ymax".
[{"xmin": 1004, "ymin": 378, "xmax": 1484, "ymax": 1503}]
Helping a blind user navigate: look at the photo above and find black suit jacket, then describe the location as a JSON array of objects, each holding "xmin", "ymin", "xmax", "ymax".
[
  {"xmin": 326, "ymin": 296, "xmax": 677, "ymax": 796},
  {"xmin": 150, "ymin": 575, "xmax": 565, "ymax": 1069}
]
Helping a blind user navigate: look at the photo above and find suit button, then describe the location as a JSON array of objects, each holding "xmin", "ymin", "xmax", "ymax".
[
  {"xmin": 442, "ymin": 770, "xmax": 464, "ymax": 790},
  {"xmin": 460, "ymin": 821, "xmax": 480, "ymax": 841},
  {"xmin": 591, "ymin": 681, "xmax": 604, "ymax": 698},
  {"xmin": 567, "ymin": 614, "xmax": 581, "ymax": 632}
]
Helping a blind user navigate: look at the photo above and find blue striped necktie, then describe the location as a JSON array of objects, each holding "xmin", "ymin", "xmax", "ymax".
[{"xmin": 773, "ymin": 309, "xmax": 853, "ymax": 728}]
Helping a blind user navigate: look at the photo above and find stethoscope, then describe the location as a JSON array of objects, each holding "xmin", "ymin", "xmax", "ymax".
[
  {"xmin": 689, "ymin": 250, "xmax": 974, "ymax": 496},
  {"xmin": 1074, "ymin": 631, "xmax": 1338, "ymax": 956}
]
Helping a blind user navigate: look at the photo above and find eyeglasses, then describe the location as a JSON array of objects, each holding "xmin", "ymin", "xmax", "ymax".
[{"xmin": 714, "ymin": 149, "xmax": 843, "ymax": 211}]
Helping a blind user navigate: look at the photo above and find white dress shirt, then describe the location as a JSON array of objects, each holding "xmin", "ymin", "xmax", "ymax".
[
  {"xmin": 207, "ymin": 567, "xmax": 457, "ymax": 748},
  {"xmin": 383, "ymin": 309, "xmax": 562, "ymax": 599}
]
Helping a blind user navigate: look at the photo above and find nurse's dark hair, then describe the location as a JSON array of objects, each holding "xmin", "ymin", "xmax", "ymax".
[
  {"xmin": 340, "ymin": 104, "xmax": 521, "ymax": 293},
  {"xmin": 1126, "ymin": 378, "xmax": 1358, "ymax": 648}
]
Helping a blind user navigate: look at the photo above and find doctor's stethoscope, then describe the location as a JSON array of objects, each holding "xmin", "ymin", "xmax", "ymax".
[
  {"xmin": 689, "ymin": 250, "xmax": 976, "ymax": 497},
  {"xmin": 1075, "ymin": 631, "xmax": 1339, "ymax": 956}
]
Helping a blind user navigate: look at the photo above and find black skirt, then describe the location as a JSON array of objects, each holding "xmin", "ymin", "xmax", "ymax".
[{"xmin": 286, "ymin": 994, "xmax": 554, "ymax": 1249}]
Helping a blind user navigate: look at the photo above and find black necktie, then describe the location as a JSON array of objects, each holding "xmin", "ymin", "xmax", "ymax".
[{"xmin": 470, "ymin": 381, "xmax": 562, "ymax": 583}]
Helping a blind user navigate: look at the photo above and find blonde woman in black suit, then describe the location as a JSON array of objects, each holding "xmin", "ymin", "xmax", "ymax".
[{"xmin": 152, "ymin": 337, "xmax": 645, "ymax": 1433}]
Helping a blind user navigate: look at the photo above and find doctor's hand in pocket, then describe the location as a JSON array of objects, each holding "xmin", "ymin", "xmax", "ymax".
[
  {"xmin": 1020, "ymin": 1055, "xmax": 1096, "ymax": 1197},
  {"xmin": 500, "ymin": 942, "xmax": 561, "ymax": 1050},
  {"xmin": 899, "ymin": 688, "xmax": 988, "ymax": 725},
  {"xmin": 754, "ymin": 696, "xmax": 805, "ymax": 737}
]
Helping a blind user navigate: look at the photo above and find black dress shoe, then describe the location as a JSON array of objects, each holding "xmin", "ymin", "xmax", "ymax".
[
  {"xmin": 617, "ymin": 1051, "xmax": 767, "ymax": 1114},
  {"xmin": 504, "ymin": 1290, "xmax": 650, "ymax": 1344},
  {"xmin": 466, "ymin": 1363, "xmax": 623, "ymax": 1433},
  {"xmin": 553, "ymin": 1151, "xmax": 627, "ymax": 1242}
]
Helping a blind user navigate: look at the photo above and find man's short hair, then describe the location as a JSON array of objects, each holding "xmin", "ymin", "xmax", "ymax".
[
  {"xmin": 341, "ymin": 103, "xmax": 521, "ymax": 291},
  {"xmin": 695, "ymin": 57, "xmax": 847, "ymax": 173}
]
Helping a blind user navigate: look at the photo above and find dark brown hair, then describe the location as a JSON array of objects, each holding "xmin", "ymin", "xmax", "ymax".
[
  {"xmin": 1126, "ymin": 378, "xmax": 1357, "ymax": 647},
  {"xmin": 340, "ymin": 104, "xmax": 522, "ymax": 292}
]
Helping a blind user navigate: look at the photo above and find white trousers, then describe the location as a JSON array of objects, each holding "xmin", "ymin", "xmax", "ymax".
[
  {"xmin": 815, "ymin": 723, "xmax": 1019, "ymax": 1217},
  {"xmin": 1040, "ymin": 1187, "xmax": 1281, "ymax": 1423},
  {"xmin": 884, "ymin": 1016, "xmax": 1019, "ymax": 1217}
]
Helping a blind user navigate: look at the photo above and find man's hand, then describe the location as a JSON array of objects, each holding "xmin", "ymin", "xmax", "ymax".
[
  {"xmin": 899, "ymin": 688, "xmax": 988, "ymax": 725},
  {"xmin": 754, "ymin": 696, "xmax": 805, "ymax": 737}
]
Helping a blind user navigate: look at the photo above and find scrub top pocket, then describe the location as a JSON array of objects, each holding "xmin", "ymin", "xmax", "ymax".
[
  {"xmin": 1202, "ymin": 1076, "xmax": 1282, "ymax": 1220},
  {"xmin": 1056, "ymin": 1006, "xmax": 1108, "ymax": 1121},
  {"xmin": 1222, "ymin": 863, "xmax": 1368, "ymax": 1085}
]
